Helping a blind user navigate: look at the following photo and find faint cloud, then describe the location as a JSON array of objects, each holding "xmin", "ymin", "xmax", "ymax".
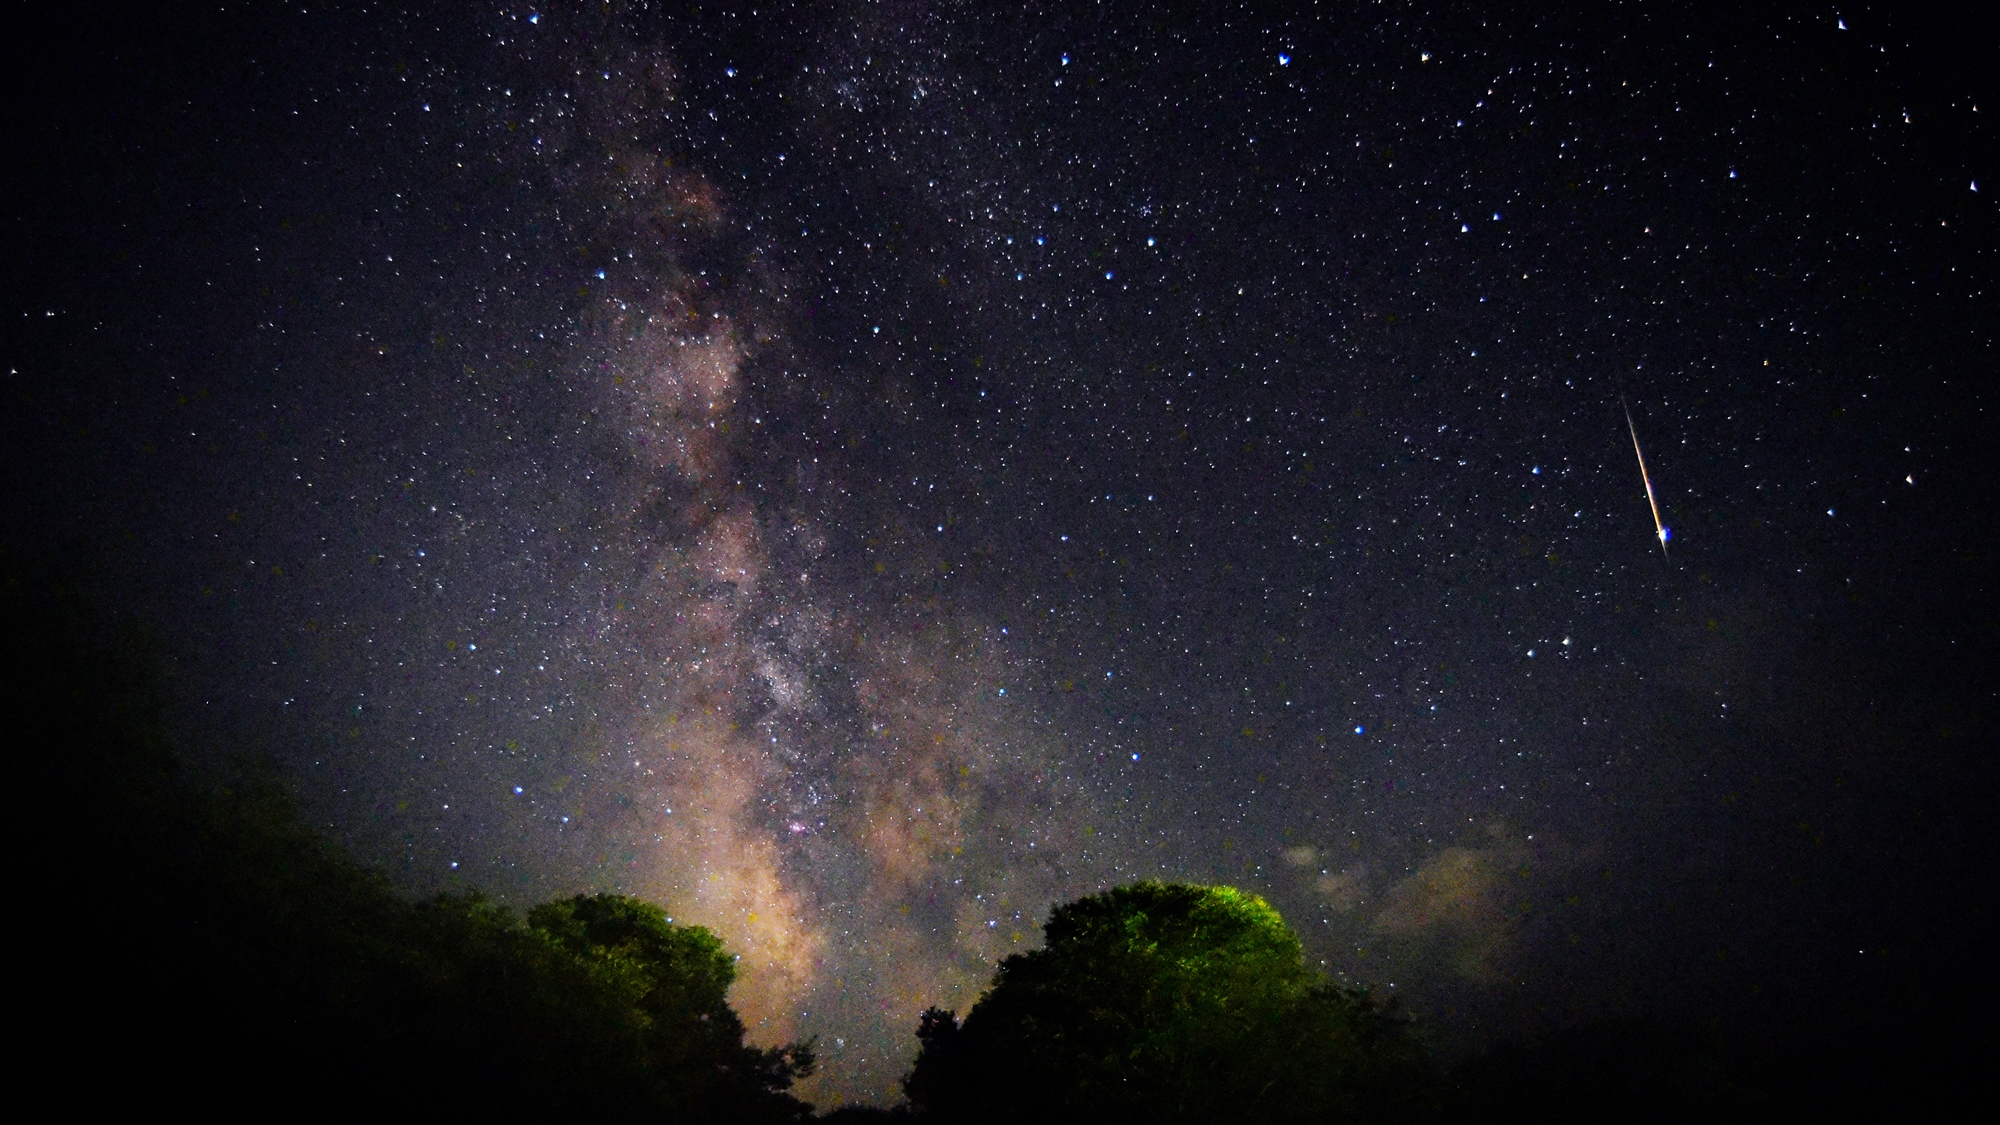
[
  {"xmin": 1315, "ymin": 866, "xmax": 1369, "ymax": 912},
  {"xmin": 1372, "ymin": 829, "xmax": 1531, "ymax": 979}
]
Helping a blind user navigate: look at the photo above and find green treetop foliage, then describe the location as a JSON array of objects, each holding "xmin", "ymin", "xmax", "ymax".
[
  {"xmin": 530, "ymin": 894, "xmax": 816, "ymax": 1114},
  {"xmin": 902, "ymin": 881, "xmax": 1435, "ymax": 1124}
]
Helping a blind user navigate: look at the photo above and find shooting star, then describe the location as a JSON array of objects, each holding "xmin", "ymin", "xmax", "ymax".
[{"xmin": 1623, "ymin": 398, "xmax": 1671, "ymax": 559}]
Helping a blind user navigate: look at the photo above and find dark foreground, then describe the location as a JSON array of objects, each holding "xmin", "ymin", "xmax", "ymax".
[{"xmin": 9, "ymin": 575, "xmax": 1978, "ymax": 1122}]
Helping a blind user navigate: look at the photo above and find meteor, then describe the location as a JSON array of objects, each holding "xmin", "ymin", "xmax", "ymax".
[{"xmin": 1623, "ymin": 398, "xmax": 1670, "ymax": 559}]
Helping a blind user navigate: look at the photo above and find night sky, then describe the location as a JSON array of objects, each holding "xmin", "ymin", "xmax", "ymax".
[{"xmin": 6, "ymin": 1, "xmax": 1993, "ymax": 1106}]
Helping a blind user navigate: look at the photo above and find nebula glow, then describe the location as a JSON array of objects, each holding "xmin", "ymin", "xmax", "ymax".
[{"xmin": 484, "ymin": 42, "xmax": 1136, "ymax": 1098}]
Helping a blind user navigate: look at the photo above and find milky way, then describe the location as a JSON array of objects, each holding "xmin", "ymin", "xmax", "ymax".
[
  {"xmin": 7, "ymin": 1, "xmax": 1991, "ymax": 1106},
  {"xmin": 541, "ymin": 48, "xmax": 1130, "ymax": 1064}
]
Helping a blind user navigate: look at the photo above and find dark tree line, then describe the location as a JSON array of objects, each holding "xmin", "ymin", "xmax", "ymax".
[
  {"xmin": 9, "ymin": 570, "xmax": 813, "ymax": 1120},
  {"xmin": 8, "ymin": 564, "xmax": 1779, "ymax": 1121}
]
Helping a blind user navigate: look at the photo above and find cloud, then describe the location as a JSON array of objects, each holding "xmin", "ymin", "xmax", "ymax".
[
  {"xmin": 1371, "ymin": 831, "xmax": 1532, "ymax": 979},
  {"xmin": 1316, "ymin": 867, "xmax": 1369, "ymax": 912}
]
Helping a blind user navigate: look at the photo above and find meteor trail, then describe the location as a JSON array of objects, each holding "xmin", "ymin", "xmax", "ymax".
[{"xmin": 1623, "ymin": 398, "xmax": 1670, "ymax": 559}]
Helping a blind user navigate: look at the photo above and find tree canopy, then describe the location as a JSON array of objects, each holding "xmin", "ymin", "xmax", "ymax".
[
  {"xmin": 902, "ymin": 881, "xmax": 1433, "ymax": 1123},
  {"xmin": 529, "ymin": 893, "xmax": 816, "ymax": 1116}
]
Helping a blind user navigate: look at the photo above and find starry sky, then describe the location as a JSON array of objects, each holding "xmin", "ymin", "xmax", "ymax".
[{"xmin": 6, "ymin": 1, "xmax": 1993, "ymax": 1105}]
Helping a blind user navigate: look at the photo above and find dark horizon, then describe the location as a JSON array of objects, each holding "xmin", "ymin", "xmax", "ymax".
[{"xmin": 5, "ymin": 1, "xmax": 1993, "ymax": 1108}]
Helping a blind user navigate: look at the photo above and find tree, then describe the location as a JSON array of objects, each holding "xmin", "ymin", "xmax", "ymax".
[
  {"xmin": 529, "ymin": 894, "xmax": 815, "ymax": 1122},
  {"xmin": 902, "ymin": 881, "xmax": 1432, "ymax": 1123}
]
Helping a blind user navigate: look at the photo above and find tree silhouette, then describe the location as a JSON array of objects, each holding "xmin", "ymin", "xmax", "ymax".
[
  {"xmin": 902, "ymin": 881, "xmax": 1433, "ymax": 1123},
  {"xmin": 5, "ymin": 569, "xmax": 813, "ymax": 1119},
  {"xmin": 530, "ymin": 893, "xmax": 816, "ymax": 1119}
]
